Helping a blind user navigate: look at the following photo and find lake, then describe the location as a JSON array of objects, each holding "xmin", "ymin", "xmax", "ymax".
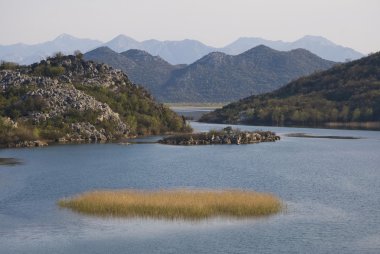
[{"xmin": 0, "ymin": 121, "xmax": 380, "ymax": 254}]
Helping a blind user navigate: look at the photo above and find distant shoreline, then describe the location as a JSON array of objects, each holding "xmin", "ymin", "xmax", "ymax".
[
  {"xmin": 197, "ymin": 120, "xmax": 380, "ymax": 131},
  {"xmin": 166, "ymin": 103, "xmax": 225, "ymax": 109}
]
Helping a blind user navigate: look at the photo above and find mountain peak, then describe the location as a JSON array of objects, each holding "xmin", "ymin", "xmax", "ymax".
[
  {"xmin": 198, "ymin": 51, "xmax": 228, "ymax": 63},
  {"xmin": 87, "ymin": 46, "xmax": 116, "ymax": 54},
  {"xmin": 104, "ymin": 35, "xmax": 141, "ymax": 53},
  {"xmin": 241, "ymin": 44, "xmax": 277, "ymax": 55},
  {"xmin": 111, "ymin": 34, "xmax": 138, "ymax": 42},
  {"xmin": 123, "ymin": 49, "xmax": 152, "ymax": 57},
  {"xmin": 54, "ymin": 33, "xmax": 77, "ymax": 41},
  {"xmin": 296, "ymin": 35, "xmax": 335, "ymax": 46}
]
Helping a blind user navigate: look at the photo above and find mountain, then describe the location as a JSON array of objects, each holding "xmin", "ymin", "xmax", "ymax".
[
  {"xmin": 0, "ymin": 34, "xmax": 102, "ymax": 65},
  {"xmin": 222, "ymin": 35, "xmax": 364, "ymax": 62},
  {"xmin": 84, "ymin": 45, "xmax": 335, "ymax": 103},
  {"xmin": 0, "ymin": 54, "xmax": 190, "ymax": 147},
  {"xmin": 199, "ymin": 52, "xmax": 380, "ymax": 127},
  {"xmin": 159, "ymin": 45, "xmax": 336, "ymax": 102},
  {"xmin": 222, "ymin": 37, "xmax": 287, "ymax": 55},
  {"xmin": 84, "ymin": 46, "xmax": 182, "ymax": 93},
  {"xmin": 103, "ymin": 34, "xmax": 142, "ymax": 52},
  {"xmin": 119, "ymin": 49, "xmax": 184, "ymax": 92},
  {"xmin": 84, "ymin": 46, "xmax": 138, "ymax": 73},
  {"xmin": 103, "ymin": 36, "xmax": 215, "ymax": 65}
]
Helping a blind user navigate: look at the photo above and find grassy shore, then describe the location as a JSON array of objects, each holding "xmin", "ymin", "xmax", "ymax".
[{"xmin": 58, "ymin": 189, "xmax": 282, "ymax": 220}]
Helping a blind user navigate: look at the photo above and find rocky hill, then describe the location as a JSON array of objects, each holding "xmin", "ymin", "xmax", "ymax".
[
  {"xmin": 0, "ymin": 54, "xmax": 191, "ymax": 147},
  {"xmin": 85, "ymin": 45, "xmax": 335, "ymax": 103},
  {"xmin": 200, "ymin": 52, "xmax": 380, "ymax": 128}
]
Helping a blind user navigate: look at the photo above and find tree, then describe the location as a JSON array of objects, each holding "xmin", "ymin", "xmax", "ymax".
[
  {"xmin": 329, "ymin": 108, "xmax": 339, "ymax": 121},
  {"xmin": 74, "ymin": 50, "xmax": 83, "ymax": 59},
  {"xmin": 53, "ymin": 52, "xmax": 64, "ymax": 59},
  {"xmin": 290, "ymin": 110, "xmax": 301, "ymax": 122},
  {"xmin": 362, "ymin": 107, "xmax": 373, "ymax": 121},
  {"xmin": 351, "ymin": 108, "xmax": 361, "ymax": 121},
  {"xmin": 339, "ymin": 106, "xmax": 350, "ymax": 122}
]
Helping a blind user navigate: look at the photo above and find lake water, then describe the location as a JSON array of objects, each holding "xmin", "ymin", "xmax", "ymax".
[
  {"xmin": 1, "ymin": 121, "xmax": 380, "ymax": 254},
  {"xmin": 170, "ymin": 107, "xmax": 220, "ymax": 121}
]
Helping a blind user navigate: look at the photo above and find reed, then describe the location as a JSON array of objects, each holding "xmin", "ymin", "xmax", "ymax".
[{"xmin": 58, "ymin": 189, "xmax": 282, "ymax": 220}]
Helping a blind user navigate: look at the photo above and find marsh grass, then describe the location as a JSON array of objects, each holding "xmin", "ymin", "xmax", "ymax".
[{"xmin": 58, "ymin": 189, "xmax": 282, "ymax": 220}]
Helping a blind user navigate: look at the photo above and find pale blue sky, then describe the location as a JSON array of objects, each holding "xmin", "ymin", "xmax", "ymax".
[{"xmin": 0, "ymin": 0, "xmax": 379, "ymax": 53}]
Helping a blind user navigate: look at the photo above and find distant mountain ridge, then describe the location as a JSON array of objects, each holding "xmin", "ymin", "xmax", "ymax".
[
  {"xmin": 0, "ymin": 34, "xmax": 364, "ymax": 65},
  {"xmin": 0, "ymin": 34, "xmax": 102, "ymax": 65},
  {"xmin": 224, "ymin": 35, "xmax": 363, "ymax": 62},
  {"xmin": 84, "ymin": 45, "xmax": 335, "ymax": 102},
  {"xmin": 104, "ymin": 36, "xmax": 216, "ymax": 65}
]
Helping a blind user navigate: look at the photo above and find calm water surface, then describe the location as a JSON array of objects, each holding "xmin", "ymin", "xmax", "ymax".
[{"xmin": 0, "ymin": 122, "xmax": 380, "ymax": 254}]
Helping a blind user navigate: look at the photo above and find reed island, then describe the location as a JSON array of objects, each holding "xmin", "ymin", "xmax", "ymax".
[{"xmin": 58, "ymin": 189, "xmax": 282, "ymax": 220}]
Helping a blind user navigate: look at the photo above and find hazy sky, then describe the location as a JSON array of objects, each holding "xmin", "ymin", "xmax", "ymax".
[{"xmin": 0, "ymin": 0, "xmax": 379, "ymax": 53}]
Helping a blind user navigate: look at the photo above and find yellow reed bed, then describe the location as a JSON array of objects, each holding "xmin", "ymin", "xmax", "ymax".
[{"xmin": 58, "ymin": 189, "xmax": 282, "ymax": 220}]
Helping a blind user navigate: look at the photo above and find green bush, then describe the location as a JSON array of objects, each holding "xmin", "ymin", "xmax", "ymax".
[
  {"xmin": 0, "ymin": 118, "xmax": 39, "ymax": 145},
  {"xmin": 0, "ymin": 61, "xmax": 19, "ymax": 70},
  {"xmin": 33, "ymin": 65, "xmax": 65, "ymax": 77}
]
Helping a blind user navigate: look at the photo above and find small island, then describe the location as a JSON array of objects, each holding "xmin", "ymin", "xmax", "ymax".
[
  {"xmin": 58, "ymin": 189, "xmax": 282, "ymax": 220},
  {"xmin": 159, "ymin": 126, "xmax": 280, "ymax": 145}
]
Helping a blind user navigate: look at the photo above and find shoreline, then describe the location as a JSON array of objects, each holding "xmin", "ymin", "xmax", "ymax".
[
  {"xmin": 197, "ymin": 120, "xmax": 380, "ymax": 132},
  {"xmin": 2, "ymin": 120, "xmax": 379, "ymax": 149}
]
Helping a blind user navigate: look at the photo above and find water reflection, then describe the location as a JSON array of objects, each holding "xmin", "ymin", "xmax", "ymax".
[{"xmin": 0, "ymin": 157, "xmax": 22, "ymax": 166}]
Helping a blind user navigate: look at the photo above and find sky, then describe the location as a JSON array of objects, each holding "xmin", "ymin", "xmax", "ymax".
[{"xmin": 0, "ymin": 0, "xmax": 379, "ymax": 53}]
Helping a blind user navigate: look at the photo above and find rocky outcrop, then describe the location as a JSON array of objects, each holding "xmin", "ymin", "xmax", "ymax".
[
  {"xmin": 159, "ymin": 127, "xmax": 280, "ymax": 145},
  {"xmin": 6, "ymin": 140, "xmax": 48, "ymax": 148},
  {"xmin": 0, "ymin": 57, "xmax": 130, "ymax": 141}
]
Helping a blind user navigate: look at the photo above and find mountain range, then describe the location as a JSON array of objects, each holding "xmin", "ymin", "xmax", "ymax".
[
  {"xmin": 199, "ymin": 51, "xmax": 380, "ymax": 127},
  {"xmin": 84, "ymin": 45, "xmax": 335, "ymax": 103},
  {"xmin": 223, "ymin": 35, "xmax": 363, "ymax": 62},
  {"xmin": 0, "ymin": 34, "xmax": 364, "ymax": 65}
]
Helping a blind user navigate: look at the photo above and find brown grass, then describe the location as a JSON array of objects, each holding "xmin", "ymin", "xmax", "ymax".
[{"xmin": 58, "ymin": 189, "xmax": 282, "ymax": 220}]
